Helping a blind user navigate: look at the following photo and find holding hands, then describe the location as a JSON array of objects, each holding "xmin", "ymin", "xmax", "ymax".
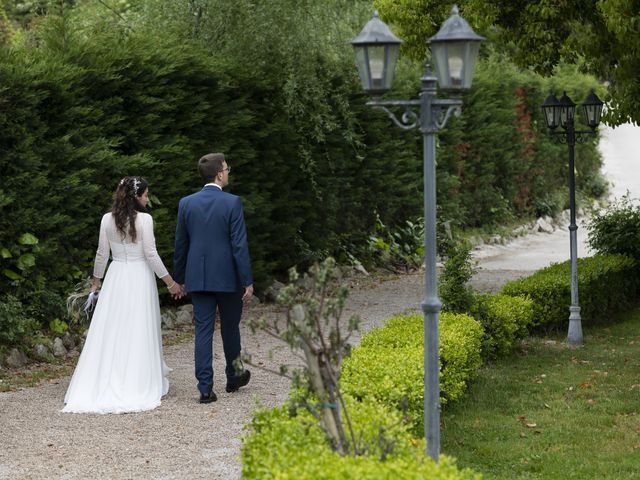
[{"xmin": 163, "ymin": 275, "xmax": 186, "ymax": 300}]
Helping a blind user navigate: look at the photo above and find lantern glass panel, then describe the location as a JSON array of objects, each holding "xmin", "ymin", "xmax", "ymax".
[
  {"xmin": 384, "ymin": 44, "xmax": 400, "ymax": 90},
  {"xmin": 559, "ymin": 105, "xmax": 576, "ymax": 129},
  {"xmin": 543, "ymin": 107, "xmax": 557, "ymax": 129},
  {"xmin": 431, "ymin": 41, "xmax": 480, "ymax": 90},
  {"xmin": 353, "ymin": 45, "xmax": 371, "ymax": 91}
]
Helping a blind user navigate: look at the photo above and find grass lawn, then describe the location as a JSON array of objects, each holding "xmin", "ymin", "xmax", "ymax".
[{"xmin": 441, "ymin": 309, "xmax": 640, "ymax": 479}]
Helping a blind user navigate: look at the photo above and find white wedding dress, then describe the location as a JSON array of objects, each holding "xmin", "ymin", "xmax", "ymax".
[{"xmin": 63, "ymin": 212, "xmax": 170, "ymax": 414}]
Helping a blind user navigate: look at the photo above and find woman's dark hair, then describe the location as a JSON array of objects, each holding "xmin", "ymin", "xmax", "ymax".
[{"xmin": 112, "ymin": 176, "xmax": 148, "ymax": 242}]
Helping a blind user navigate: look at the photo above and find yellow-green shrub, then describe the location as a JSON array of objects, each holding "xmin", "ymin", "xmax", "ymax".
[
  {"xmin": 472, "ymin": 294, "xmax": 535, "ymax": 359},
  {"xmin": 341, "ymin": 313, "xmax": 484, "ymax": 434},
  {"xmin": 501, "ymin": 254, "xmax": 639, "ymax": 330},
  {"xmin": 241, "ymin": 395, "xmax": 481, "ymax": 480}
]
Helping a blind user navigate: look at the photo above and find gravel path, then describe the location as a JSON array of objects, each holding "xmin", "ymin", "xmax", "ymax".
[{"xmin": 0, "ymin": 231, "xmax": 565, "ymax": 480}]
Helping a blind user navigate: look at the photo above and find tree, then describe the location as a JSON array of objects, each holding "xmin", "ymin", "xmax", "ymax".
[{"xmin": 374, "ymin": 0, "xmax": 640, "ymax": 126}]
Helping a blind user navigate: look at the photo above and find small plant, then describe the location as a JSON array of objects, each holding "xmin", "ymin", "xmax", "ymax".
[
  {"xmin": 49, "ymin": 318, "xmax": 69, "ymax": 335},
  {"xmin": 247, "ymin": 257, "xmax": 360, "ymax": 455},
  {"xmin": 0, "ymin": 295, "xmax": 37, "ymax": 346},
  {"xmin": 0, "ymin": 232, "xmax": 39, "ymax": 284},
  {"xmin": 367, "ymin": 215, "xmax": 424, "ymax": 272},
  {"xmin": 439, "ymin": 242, "xmax": 477, "ymax": 314}
]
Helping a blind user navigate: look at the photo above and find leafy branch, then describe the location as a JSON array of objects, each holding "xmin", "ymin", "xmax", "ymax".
[{"xmin": 246, "ymin": 257, "xmax": 360, "ymax": 455}]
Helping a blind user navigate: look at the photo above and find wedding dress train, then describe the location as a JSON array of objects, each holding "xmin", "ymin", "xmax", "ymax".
[{"xmin": 63, "ymin": 213, "xmax": 170, "ymax": 414}]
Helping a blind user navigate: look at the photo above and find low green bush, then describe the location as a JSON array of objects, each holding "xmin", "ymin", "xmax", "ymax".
[
  {"xmin": 587, "ymin": 197, "xmax": 640, "ymax": 259},
  {"xmin": 241, "ymin": 396, "xmax": 481, "ymax": 480},
  {"xmin": 500, "ymin": 254, "xmax": 640, "ymax": 330},
  {"xmin": 0, "ymin": 295, "xmax": 37, "ymax": 346},
  {"xmin": 341, "ymin": 313, "xmax": 484, "ymax": 435},
  {"xmin": 471, "ymin": 294, "xmax": 535, "ymax": 360}
]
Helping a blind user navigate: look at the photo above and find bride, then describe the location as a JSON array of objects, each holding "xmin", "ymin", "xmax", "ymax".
[{"xmin": 62, "ymin": 176, "xmax": 183, "ymax": 414}]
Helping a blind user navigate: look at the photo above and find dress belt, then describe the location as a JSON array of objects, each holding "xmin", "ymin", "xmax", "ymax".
[{"xmin": 111, "ymin": 257, "xmax": 146, "ymax": 263}]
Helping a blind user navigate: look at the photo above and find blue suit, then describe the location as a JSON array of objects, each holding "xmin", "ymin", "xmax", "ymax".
[{"xmin": 173, "ymin": 185, "xmax": 253, "ymax": 395}]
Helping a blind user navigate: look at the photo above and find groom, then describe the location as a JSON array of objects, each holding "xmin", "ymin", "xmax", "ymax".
[{"xmin": 173, "ymin": 152, "xmax": 253, "ymax": 403}]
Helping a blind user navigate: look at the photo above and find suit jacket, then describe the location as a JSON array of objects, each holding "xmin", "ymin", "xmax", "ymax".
[{"xmin": 173, "ymin": 186, "xmax": 253, "ymax": 293}]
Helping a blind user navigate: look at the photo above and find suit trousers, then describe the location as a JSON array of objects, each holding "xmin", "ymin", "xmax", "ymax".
[{"xmin": 191, "ymin": 291, "xmax": 243, "ymax": 395}]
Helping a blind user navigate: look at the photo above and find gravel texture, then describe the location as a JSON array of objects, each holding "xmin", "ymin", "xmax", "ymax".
[{"xmin": 0, "ymin": 234, "xmax": 554, "ymax": 479}]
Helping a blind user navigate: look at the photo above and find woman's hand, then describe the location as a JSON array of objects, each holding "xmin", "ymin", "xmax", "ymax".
[
  {"xmin": 91, "ymin": 277, "xmax": 101, "ymax": 293},
  {"xmin": 168, "ymin": 282, "xmax": 183, "ymax": 298}
]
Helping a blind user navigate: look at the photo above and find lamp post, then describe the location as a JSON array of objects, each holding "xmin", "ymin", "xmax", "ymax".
[
  {"xmin": 541, "ymin": 90, "xmax": 603, "ymax": 346},
  {"xmin": 352, "ymin": 5, "xmax": 483, "ymax": 462}
]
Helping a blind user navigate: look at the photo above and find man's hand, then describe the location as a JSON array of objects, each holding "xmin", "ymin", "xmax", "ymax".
[
  {"xmin": 242, "ymin": 284, "xmax": 254, "ymax": 302},
  {"xmin": 169, "ymin": 284, "xmax": 186, "ymax": 300}
]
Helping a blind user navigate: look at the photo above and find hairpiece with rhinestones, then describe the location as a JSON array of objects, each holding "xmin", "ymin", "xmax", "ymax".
[{"xmin": 133, "ymin": 178, "xmax": 141, "ymax": 196}]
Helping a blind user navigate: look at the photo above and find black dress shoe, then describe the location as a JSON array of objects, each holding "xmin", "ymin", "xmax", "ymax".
[
  {"xmin": 199, "ymin": 391, "xmax": 218, "ymax": 403},
  {"xmin": 226, "ymin": 370, "xmax": 251, "ymax": 393}
]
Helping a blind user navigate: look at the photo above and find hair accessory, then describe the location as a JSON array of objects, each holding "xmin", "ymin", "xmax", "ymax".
[{"xmin": 133, "ymin": 178, "xmax": 141, "ymax": 196}]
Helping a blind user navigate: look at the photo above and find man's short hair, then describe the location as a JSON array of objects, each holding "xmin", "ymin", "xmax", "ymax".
[{"xmin": 198, "ymin": 153, "xmax": 225, "ymax": 182}]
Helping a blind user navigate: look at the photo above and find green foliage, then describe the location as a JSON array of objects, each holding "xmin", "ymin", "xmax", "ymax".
[
  {"xmin": 365, "ymin": 215, "xmax": 424, "ymax": 271},
  {"xmin": 0, "ymin": 0, "xmax": 605, "ymax": 340},
  {"xmin": 0, "ymin": 295, "xmax": 37, "ymax": 345},
  {"xmin": 341, "ymin": 313, "xmax": 484, "ymax": 435},
  {"xmin": 241, "ymin": 396, "xmax": 482, "ymax": 480},
  {"xmin": 247, "ymin": 258, "xmax": 359, "ymax": 454},
  {"xmin": 376, "ymin": 0, "xmax": 640, "ymax": 126},
  {"xmin": 48, "ymin": 318, "xmax": 68, "ymax": 335},
  {"xmin": 587, "ymin": 196, "xmax": 640, "ymax": 259},
  {"xmin": 439, "ymin": 242, "xmax": 477, "ymax": 314},
  {"xmin": 501, "ymin": 254, "xmax": 640, "ymax": 331},
  {"xmin": 471, "ymin": 294, "xmax": 535, "ymax": 360},
  {"xmin": 434, "ymin": 52, "xmax": 603, "ymax": 229}
]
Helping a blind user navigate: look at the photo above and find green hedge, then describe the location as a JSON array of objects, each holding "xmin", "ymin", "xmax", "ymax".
[
  {"xmin": 472, "ymin": 294, "xmax": 535, "ymax": 360},
  {"xmin": 500, "ymin": 254, "xmax": 640, "ymax": 330},
  {"xmin": 341, "ymin": 313, "xmax": 484, "ymax": 435},
  {"xmin": 241, "ymin": 396, "xmax": 481, "ymax": 480},
  {"xmin": 0, "ymin": 2, "xmax": 604, "ymax": 338}
]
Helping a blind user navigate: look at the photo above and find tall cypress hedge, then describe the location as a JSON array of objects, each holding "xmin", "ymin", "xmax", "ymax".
[{"xmin": 0, "ymin": 2, "xmax": 603, "ymax": 334}]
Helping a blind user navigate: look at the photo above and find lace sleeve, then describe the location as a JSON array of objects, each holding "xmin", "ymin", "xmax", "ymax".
[
  {"xmin": 140, "ymin": 213, "xmax": 169, "ymax": 279},
  {"xmin": 93, "ymin": 214, "xmax": 110, "ymax": 279}
]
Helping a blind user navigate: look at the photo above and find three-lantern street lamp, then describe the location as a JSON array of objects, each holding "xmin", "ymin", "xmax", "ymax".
[
  {"xmin": 541, "ymin": 90, "xmax": 604, "ymax": 346},
  {"xmin": 352, "ymin": 5, "xmax": 484, "ymax": 462}
]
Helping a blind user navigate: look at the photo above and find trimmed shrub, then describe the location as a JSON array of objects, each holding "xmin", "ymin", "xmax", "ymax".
[
  {"xmin": 472, "ymin": 294, "xmax": 535, "ymax": 360},
  {"xmin": 500, "ymin": 254, "xmax": 640, "ymax": 330},
  {"xmin": 241, "ymin": 396, "xmax": 481, "ymax": 480},
  {"xmin": 341, "ymin": 313, "xmax": 484, "ymax": 435}
]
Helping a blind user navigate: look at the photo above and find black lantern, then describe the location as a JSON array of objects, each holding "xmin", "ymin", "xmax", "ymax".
[
  {"xmin": 541, "ymin": 93, "xmax": 562, "ymax": 130},
  {"xmin": 427, "ymin": 5, "xmax": 484, "ymax": 91},
  {"xmin": 351, "ymin": 11, "xmax": 402, "ymax": 96},
  {"xmin": 581, "ymin": 90, "xmax": 604, "ymax": 130},
  {"xmin": 558, "ymin": 91, "xmax": 576, "ymax": 129}
]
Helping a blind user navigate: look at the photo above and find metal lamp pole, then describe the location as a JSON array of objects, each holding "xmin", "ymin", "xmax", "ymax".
[
  {"xmin": 542, "ymin": 91, "xmax": 604, "ymax": 346},
  {"xmin": 351, "ymin": 6, "xmax": 483, "ymax": 461}
]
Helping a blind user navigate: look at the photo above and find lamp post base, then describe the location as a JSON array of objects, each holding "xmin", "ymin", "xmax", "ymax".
[{"xmin": 567, "ymin": 305, "xmax": 583, "ymax": 346}]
